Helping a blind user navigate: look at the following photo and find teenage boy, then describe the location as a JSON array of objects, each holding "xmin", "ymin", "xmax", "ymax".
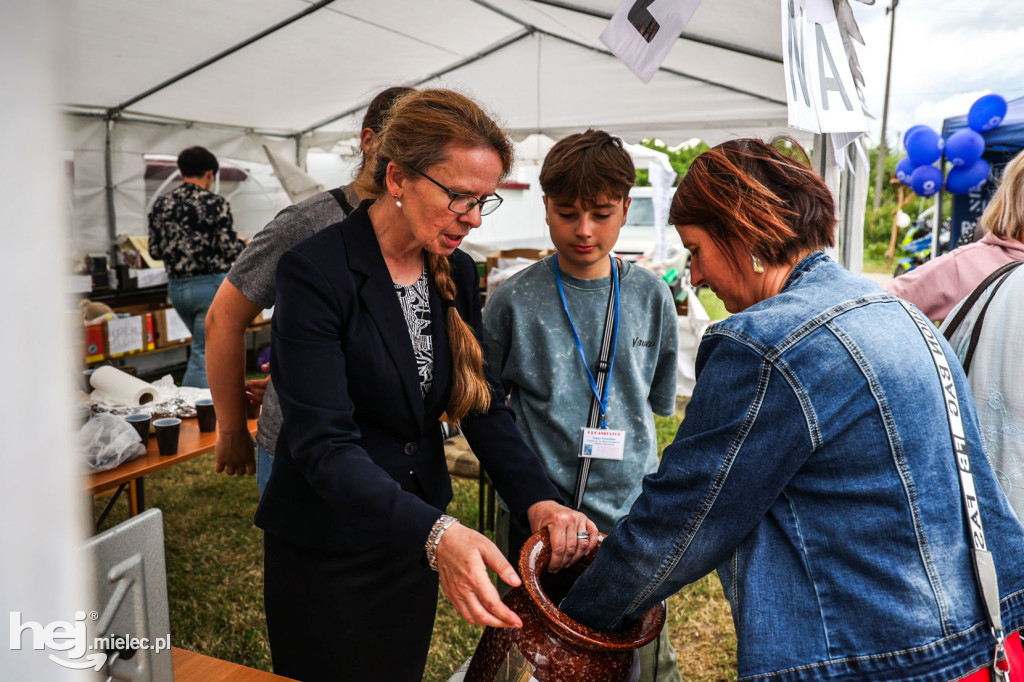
[{"xmin": 483, "ymin": 129, "xmax": 681, "ymax": 682}]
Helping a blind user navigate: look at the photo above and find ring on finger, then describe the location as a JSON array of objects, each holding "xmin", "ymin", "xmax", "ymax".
[{"xmin": 576, "ymin": 530, "xmax": 590, "ymax": 540}]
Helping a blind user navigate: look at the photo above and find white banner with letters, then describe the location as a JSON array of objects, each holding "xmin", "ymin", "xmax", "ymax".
[
  {"xmin": 781, "ymin": 0, "xmax": 866, "ymax": 134},
  {"xmin": 601, "ymin": 0, "xmax": 703, "ymax": 84}
]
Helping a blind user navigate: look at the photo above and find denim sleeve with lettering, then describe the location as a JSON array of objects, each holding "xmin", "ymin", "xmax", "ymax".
[{"xmin": 560, "ymin": 332, "xmax": 812, "ymax": 630}]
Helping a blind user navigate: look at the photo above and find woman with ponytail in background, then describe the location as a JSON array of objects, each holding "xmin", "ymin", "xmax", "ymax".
[{"xmin": 255, "ymin": 89, "xmax": 598, "ymax": 682}]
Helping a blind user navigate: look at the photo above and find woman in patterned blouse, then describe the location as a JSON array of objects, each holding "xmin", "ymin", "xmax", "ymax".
[{"xmin": 256, "ymin": 89, "xmax": 599, "ymax": 681}]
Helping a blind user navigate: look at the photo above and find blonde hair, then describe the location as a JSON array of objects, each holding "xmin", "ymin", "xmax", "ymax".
[
  {"xmin": 373, "ymin": 89, "xmax": 514, "ymax": 425},
  {"xmin": 980, "ymin": 149, "xmax": 1024, "ymax": 241}
]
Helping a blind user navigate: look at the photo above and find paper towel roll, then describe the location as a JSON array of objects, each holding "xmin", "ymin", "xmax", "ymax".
[{"xmin": 89, "ymin": 366, "xmax": 158, "ymax": 406}]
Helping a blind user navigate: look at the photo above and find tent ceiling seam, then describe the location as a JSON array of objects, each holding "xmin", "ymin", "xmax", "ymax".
[
  {"xmin": 320, "ymin": 5, "xmax": 464, "ymax": 58},
  {"xmin": 299, "ymin": 28, "xmax": 535, "ymax": 135},
  {"xmin": 110, "ymin": 0, "xmax": 337, "ymax": 116},
  {"xmin": 524, "ymin": 0, "xmax": 783, "ymax": 64},
  {"xmin": 537, "ymin": 30, "xmax": 786, "ymax": 107}
]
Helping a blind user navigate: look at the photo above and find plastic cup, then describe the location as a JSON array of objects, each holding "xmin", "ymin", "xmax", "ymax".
[
  {"xmin": 125, "ymin": 413, "xmax": 151, "ymax": 443},
  {"xmin": 245, "ymin": 400, "xmax": 261, "ymax": 420},
  {"xmin": 153, "ymin": 417, "xmax": 182, "ymax": 456},
  {"xmin": 195, "ymin": 398, "xmax": 216, "ymax": 433}
]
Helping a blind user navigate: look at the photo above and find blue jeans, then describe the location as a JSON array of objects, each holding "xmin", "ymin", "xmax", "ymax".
[
  {"xmin": 167, "ymin": 272, "xmax": 226, "ymax": 388},
  {"xmin": 257, "ymin": 443, "xmax": 274, "ymax": 498}
]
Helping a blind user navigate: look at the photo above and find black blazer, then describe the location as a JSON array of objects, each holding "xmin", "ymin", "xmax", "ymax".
[{"xmin": 254, "ymin": 202, "xmax": 559, "ymax": 555}]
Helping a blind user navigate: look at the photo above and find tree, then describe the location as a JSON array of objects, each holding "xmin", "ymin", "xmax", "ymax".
[{"xmin": 634, "ymin": 138, "xmax": 709, "ymax": 186}]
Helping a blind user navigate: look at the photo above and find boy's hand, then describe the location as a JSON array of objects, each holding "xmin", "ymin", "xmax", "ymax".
[{"xmin": 526, "ymin": 500, "xmax": 599, "ymax": 572}]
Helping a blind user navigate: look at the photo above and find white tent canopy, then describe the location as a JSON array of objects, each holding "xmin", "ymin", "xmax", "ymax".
[{"xmin": 61, "ymin": 0, "xmax": 864, "ymax": 264}]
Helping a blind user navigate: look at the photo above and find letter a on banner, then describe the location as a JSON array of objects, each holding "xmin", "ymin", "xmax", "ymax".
[
  {"xmin": 601, "ymin": 0, "xmax": 703, "ymax": 83},
  {"xmin": 781, "ymin": 0, "xmax": 866, "ymax": 134}
]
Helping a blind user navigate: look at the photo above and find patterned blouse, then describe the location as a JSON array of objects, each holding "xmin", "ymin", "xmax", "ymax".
[
  {"xmin": 394, "ymin": 271, "xmax": 433, "ymax": 396},
  {"xmin": 148, "ymin": 182, "xmax": 244, "ymax": 278}
]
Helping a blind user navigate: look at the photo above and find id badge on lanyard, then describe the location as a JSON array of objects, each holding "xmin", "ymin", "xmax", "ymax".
[
  {"xmin": 553, "ymin": 254, "xmax": 627, "ymax": 465},
  {"xmin": 579, "ymin": 427, "xmax": 626, "ymax": 461}
]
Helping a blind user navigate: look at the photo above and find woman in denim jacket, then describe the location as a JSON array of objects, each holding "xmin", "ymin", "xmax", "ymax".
[{"xmin": 561, "ymin": 138, "xmax": 1024, "ymax": 681}]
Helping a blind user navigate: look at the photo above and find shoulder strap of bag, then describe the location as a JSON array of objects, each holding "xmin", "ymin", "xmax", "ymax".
[
  {"xmin": 571, "ymin": 258, "xmax": 621, "ymax": 510},
  {"xmin": 942, "ymin": 260, "xmax": 1024, "ymax": 341},
  {"xmin": 900, "ymin": 300, "xmax": 1011, "ymax": 680},
  {"xmin": 327, "ymin": 186, "xmax": 355, "ymax": 216}
]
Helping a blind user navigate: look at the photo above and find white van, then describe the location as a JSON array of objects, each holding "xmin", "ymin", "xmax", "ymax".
[{"xmin": 614, "ymin": 187, "xmax": 690, "ymax": 283}]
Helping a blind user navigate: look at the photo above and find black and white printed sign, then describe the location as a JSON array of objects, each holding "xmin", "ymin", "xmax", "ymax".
[
  {"xmin": 601, "ymin": 0, "xmax": 702, "ymax": 83},
  {"xmin": 781, "ymin": 0, "xmax": 866, "ymax": 134}
]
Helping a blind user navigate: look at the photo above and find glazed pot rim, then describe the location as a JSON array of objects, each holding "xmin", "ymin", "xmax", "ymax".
[{"xmin": 518, "ymin": 530, "xmax": 665, "ymax": 651}]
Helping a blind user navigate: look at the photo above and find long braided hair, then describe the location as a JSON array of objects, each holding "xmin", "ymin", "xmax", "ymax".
[{"xmin": 372, "ymin": 89, "xmax": 514, "ymax": 425}]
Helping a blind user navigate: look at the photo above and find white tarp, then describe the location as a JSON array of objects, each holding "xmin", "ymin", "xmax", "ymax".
[{"xmin": 59, "ymin": 0, "xmax": 870, "ymax": 262}]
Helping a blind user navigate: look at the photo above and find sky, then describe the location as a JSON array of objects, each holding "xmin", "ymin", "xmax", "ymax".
[{"xmin": 849, "ymin": 0, "xmax": 1024, "ymax": 151}]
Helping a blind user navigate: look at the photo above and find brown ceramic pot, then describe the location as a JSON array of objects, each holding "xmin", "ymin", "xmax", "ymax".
[{"xmin": 464, "ymin": 530, "xmax": 665, "ymax": 682}]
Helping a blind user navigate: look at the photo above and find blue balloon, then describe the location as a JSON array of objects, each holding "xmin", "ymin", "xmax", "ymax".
[
  {"xmin": 906, "ymin": 127, "xmax": 944, "ymax": 166},
  {"xmin": 945, "ymin": 158, "xmax": 991, "ymax": 194},
  {"xmin": 911, "ymin": 164, "xmax": 942, "ymax": 197},
  {"xmin": 967, "ymin": 94, "xmax": 1007, "ymax": 132},
  {"xmin": 945, "ymin": 129, "xmax": 985, "ymax": 167},
  {"xmin": 895, "ymin": 157, "xmax": 916, "ymax": 185},
  {"xmin": 903, "ymin": 124, "xmax": 929, "ymax": 150}
]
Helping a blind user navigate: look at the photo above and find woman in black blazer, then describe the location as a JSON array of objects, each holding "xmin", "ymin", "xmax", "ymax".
[{"xmin": 255, "ymin": 89, "xmax": 599, "ymax": 681}]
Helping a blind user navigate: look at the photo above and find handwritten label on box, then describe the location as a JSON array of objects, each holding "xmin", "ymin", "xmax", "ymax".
[
  {"xmin": 165, "ymin": 308, "xmax": 191, "ymax": 342},
  {"xmin": 107, "ymin": 316, "xmax": 144, "ymax": 356}
]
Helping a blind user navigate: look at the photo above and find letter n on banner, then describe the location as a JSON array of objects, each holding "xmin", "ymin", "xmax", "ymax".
[
  {"xmin": 781, "ymin": 0, "xmax": 866, "ymax": 134},
  {"xmin": 601, "ymin": 0, "xmax": 703, "ymax": 84}
]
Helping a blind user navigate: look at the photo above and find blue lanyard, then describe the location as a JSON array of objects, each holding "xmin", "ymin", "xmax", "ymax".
[{"xmin": 553, "ymin": 254, "xmax": 620, "ymax": 429}]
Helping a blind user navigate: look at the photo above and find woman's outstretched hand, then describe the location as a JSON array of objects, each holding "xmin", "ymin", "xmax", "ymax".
[{"xmin": 436, "ymin": 522, "xmax": 523, "ymax": 628}]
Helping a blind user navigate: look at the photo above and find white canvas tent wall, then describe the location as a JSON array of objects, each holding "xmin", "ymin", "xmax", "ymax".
[{"xmin": 61, "ymin": 0, "xmax": 866, "ymax": 266}]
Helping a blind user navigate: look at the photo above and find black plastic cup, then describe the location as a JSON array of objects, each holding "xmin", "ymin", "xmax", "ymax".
[
  {"xmin": 125, "ymin": 413, "xmax": 151, "ymax": 444},
  {"xmin": 153, "ymin": 417, "xmax": 181, "ymax": 456},
  {"xmin": 195, "ymin": 398, "xmax": 216, "ymax": 433},
  {"xmin": 245, "ymin": 400, "xmax": 261, "ymax": 420}
]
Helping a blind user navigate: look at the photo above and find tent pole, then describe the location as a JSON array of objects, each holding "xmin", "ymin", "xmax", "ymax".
[
  {"xmin": 813, "ymin": 134, "xmax": 842, "ymax": 263},
  {"xmin": 104, "ymin": 113, "xmax": 118, "ymax": 264}
]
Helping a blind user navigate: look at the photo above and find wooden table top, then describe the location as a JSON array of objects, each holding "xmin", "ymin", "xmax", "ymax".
[
  {"xmin": 172, "ymin": 647, "xmax": 294, "ymax": 681},
  {"xmin": 85, "ymin": 417, "xmax": 258, "ymax": 496}
]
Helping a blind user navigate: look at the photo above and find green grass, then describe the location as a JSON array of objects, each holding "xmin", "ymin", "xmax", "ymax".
[
  {"xmin": 697, "ymin": 286, "xmax": 730, "ymax": 321},
  {"xmin": 93, "ymin": 408, "xmax": 736, "ymax": 681}
]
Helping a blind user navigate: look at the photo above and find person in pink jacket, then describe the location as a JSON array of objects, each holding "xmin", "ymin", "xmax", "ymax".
[{"xmin": 886, "ymin": 148, "xmax": 1024, "ymax": 322}]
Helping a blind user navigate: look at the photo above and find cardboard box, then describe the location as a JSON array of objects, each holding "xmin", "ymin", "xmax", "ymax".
[
  {"xmin": 152, "ymin": 308, "xmax": 192, "ymax": 348},
  {"xmin": 484, "ymin": 248, "xmax": 554, "ymax": 277},
  {"xmin": 84, "ymin": 321, "xmax": 106, "ymax": 363},
  {"xmin": 484, "ymin": 249, "xmax": 554, "ymax": 299},
  {"xmin": 104, "ymin": 315, "xmax": 147, "ymax": 358}
]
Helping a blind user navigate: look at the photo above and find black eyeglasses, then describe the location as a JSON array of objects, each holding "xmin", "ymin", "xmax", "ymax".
[{"xmin": 408, "ymin": 165, "xmax": 504, "ymax": 216}]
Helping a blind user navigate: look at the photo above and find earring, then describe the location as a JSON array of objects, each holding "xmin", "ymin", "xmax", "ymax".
[
  {"xmin": 394, "ymin": 193, "xmax": 402, "ymax": 209},
  {"xmin": 752, "ymin": 255, "xmax": 764, "ymax": 273}
]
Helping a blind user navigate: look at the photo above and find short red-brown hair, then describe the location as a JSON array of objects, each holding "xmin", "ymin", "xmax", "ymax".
[{"xmin": 670, "ymin": 137, "xmax": 835, "ymax": 267}]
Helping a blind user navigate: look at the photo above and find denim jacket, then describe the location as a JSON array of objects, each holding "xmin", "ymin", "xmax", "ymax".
[{"xmin": 561, "ymin": 253, "xmax": 1024, "ymax": 681}]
